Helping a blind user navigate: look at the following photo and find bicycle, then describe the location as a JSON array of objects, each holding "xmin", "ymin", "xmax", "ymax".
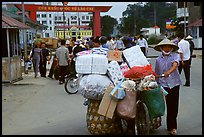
[{"xmin": 120, "ymin": 75, "xmax": 165, "ymax": 135}]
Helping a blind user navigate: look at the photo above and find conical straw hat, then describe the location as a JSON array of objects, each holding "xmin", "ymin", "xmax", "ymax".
[
  {"xmin": 185, "ymin": 35, "xmax": 193, "ymax": 40},
  {"xmin": 154, "ymin": 38, "xmax": 179, "ymax": 52}
]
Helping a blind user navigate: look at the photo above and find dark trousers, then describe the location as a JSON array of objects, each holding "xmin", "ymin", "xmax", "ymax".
[
  {"xmin": 39, "ymin": 62, "xmax": 47, "ymax": 77},
  {"xmin": 59, "ymin": 65, "xmax": 68, "ymax": 83},
  {"xmin": 178, "ymin": 59, "xmax": 190, "ymax": 85},
  {"xmin": 48, "ymin": 61, "xmax": 56, "ymax": 78},
  {"xmin": 164, "ymin": 85, "xmax": 180, "ymax": 130},
  {"xmin": 140, "ymin": 47, "xmax": 146, "ymax": 56}
]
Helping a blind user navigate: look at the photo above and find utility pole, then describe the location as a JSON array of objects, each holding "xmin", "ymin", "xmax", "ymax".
[
  {"xmin": 63, "ymin": 2, "xmax": 65, "ymax": 39},
  {"xmin": 184, "ymin": 2, "xmax": 187, "ymax": 37},
  {"xmin": 134, "ymin": 4, "xmax": 136, "ymax": 36},
  {"xmin": 22, "ymin": 2, "xmax": 28, "ymax": 74},
  {"xmin": 154, "ymin": 2, "xmax": 156, "ymax": 35}
]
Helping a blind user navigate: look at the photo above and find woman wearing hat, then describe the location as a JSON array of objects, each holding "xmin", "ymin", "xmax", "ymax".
[{"xmin": 154, "ymin": 38, "xmax": 182, "ymax": 135}]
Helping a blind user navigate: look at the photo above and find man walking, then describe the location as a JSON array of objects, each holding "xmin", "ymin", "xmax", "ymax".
[
  {"xmin": 136, "ymin": 34, "xmax": 148, "ymax": 56},
  {"xmin": 39, "ymin": 42, "xmax": 50, "ymax": 77},
  {"xmin": 55, "ymin": 39, "xmax": 70, "ymax": 84},
  {"xmin": 185, "ymin": 35, "xmax": 195, "ymax": 67},
  {"xmin": 177, "ymin": 33, "xmax": 191, "ymax": 86}
]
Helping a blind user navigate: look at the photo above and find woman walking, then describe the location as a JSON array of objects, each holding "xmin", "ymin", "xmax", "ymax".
[{"xmin": 30, "ymin": 42, "xmax": 42, "ymax": 78}]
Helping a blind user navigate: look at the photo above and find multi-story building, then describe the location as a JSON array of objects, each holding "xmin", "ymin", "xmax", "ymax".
[{"xmin": 36, "ymin": 2, "xmax": 93, "ymax": 39}]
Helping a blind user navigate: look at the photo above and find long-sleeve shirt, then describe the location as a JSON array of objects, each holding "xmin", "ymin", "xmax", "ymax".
[
  {"xmin": 56, "ymin": 45, "xmax": 69, "ymax": 66},
  {"xmin": 155, "ymin": 52, "xmax": 182, "ymax": 89},
  {"xmin": 136, "ymin": 38, "xmax": 148, "ymax": 48}
]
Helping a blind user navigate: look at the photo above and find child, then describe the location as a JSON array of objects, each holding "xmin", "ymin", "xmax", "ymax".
[{"xmin": 154, "ymin": 38, "xmax": 182, "ymax": 135}]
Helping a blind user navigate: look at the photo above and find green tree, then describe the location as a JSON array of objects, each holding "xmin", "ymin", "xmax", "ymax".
[
  {"xmin": 88, "ymin": 15, "xmax": 118, "ymax": 36},
  {"xmin": 119, "ymin": 2, "xmax": 177, "ymax": 35},
  {"xmin": 101, "ymin": 15, "xmax": 118, "ymax": 36}
]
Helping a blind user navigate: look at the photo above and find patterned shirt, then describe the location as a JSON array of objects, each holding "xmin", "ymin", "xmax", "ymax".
[{"xmin": 155, "ymin": 52, "xmax": 182, "ymax": 89}]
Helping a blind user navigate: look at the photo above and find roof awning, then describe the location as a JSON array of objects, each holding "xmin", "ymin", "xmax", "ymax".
[
  {"xmin": 153, "ymin": 25, "xmax": 159, "ymax": 28},
  {"xmin": 188, "ymin": 18, "xmax": 202, "ymax": 27},
  {"xmin": 2, "ymin": 14, "xmax": 30, "ymax": 29}
]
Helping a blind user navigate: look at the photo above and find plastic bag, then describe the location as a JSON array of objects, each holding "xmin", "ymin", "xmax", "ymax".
[
  {"xmin": 141, "ymin": 86, "xmax": 165, "ymax": 120},
  {"xmin": 109, "ymin": 78, "xmax": 125, "ymax": 101},
  {"xmin": 124, "ymin": 64, "xmax": 156, "ymax": 79},
  {"xmin": 116, "ymin": 89, "xmax": 136, "ymax": 120}
]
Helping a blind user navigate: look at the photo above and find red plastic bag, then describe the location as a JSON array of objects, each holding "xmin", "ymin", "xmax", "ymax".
[{"xmin": 123, "ymin": 64, "xmax": 156, "ymax": 79}]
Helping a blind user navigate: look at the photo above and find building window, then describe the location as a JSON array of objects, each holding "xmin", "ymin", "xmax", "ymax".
[
  {"xmin": 194, "ymin": 2, "xmax": 200, "ymax": 6},
  {"xmin": 42, "ymin": 14, "xmax": 47, "ymax": 18},
  {"xmin": 42, "ymin": 21, "xmax": 47, "ymax": 24},
  {"xmin": 50, "ymin": 20, "xmax": 52, "ymax": 24},
  {"xmin": 55, "ymin": 16, "xmax": 57, "ymax": 20},
  {"xmin": 59, "ymin": 16, "xmax": 61, "ymax": 20},
  {"xmin": 199, "ymin": 26, "xmax": 202, "ymax": 37},
  {"xmin": 82, "ymin": 16, "xmax": 85, "ymax": 20},
  {"xmin": 49, "ymin": 14, "xmax": 52, "ymax": 18},
  {"xmin": 71, "ymin": 21, "xmax": 77, "ymax": 24},
  {"xmin": 86, "ymin": 16, "xmax": 89, "ymax": 20},
  {"xmin": 37, "ymin": 14, "xmax": 40, "ymax": 18},
  {"xmin": 45, "ymin": 33, "xmax": 49, "ymax": 37},
  {"xmin": 50, "ymin": 27, "xmax": 52, "ymax": 30},
  {"xmin": 71, "ymin": 16, "xmax": 77, "ymax": 20}
]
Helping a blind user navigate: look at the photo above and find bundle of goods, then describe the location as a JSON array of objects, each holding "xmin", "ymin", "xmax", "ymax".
[
  {"xmin": 86, "ymin": 99, "xmax": 122, "ymax": 135},
  {"xmin": 76, "ymin": 50, "xmax": 92, "ymax": 56},
  {"xmin": 123, "ymin": 64, "xmax": 156, "ymax": 79},
  {"xmin": 92, "ymin": 47, "xmax": 109, "ymax": 56},
  {"xmin": 78, "ymin": 74, "xmax": 113, "ymax": 100},
  {"xmin": 120, "ymin": 62, "xmax": 129, "ymax": 75},
  {"xmin": 107, "ymin": 61, "xmax": 124, "ymax": 86},
  {"xmin": 123, "ymin": 46, "xmax": 150, "ymax": 68},
  {"xmin": 141, "ymin": 86, "xmax": 165, "ymax": 120},
  {"xmin": 137, "ymin": 74, "xmax": 158, "ymax": 91},
  {"xmin": 75, "ymin": 54, "xmax": 108, "ymax": 74}
]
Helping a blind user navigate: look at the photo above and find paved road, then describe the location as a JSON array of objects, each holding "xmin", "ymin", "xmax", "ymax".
[{"xmin": 2, "ymin": 48, "xmax": 202, "ymax": 135}]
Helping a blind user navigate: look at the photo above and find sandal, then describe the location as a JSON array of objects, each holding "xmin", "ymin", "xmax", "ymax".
[{"xmin": 169, "ymin": 129, "xmax": 177, "ymax": 135}]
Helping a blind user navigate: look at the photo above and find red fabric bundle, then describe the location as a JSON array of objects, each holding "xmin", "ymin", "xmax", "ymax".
[{"xmin": 123, "ymin": 64, "xmax": 156, "ymax": 79}]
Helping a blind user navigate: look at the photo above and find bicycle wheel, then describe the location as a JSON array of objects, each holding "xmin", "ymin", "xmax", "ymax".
[
  {"xmin": 135, "ymin": 101, "xmax": 150, "ymax": 135},
  {"xmin": 64, "ymin": 76, "xmax": 78, "ymax": 94}
]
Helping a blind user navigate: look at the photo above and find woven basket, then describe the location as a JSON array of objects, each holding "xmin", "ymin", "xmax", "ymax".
[{"xmin": 86, "ymin": 99, "xmax": 122, "ymax": 135}]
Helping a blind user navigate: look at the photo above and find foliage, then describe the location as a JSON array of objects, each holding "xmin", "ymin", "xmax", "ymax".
[
  {"xmin": 119, "ymin": 2, "xmax": 177, "ymax": 36},
  {"xmin": 101, "ymin": 15, "xmax": 118, "ymax": 36},
  {"xmin": 147, "ymin": 35, "xmax": 162, "ymax": 45},
  {"xmin": 88, "ymin": 15, "xmax": 118, "ymax": 37}
]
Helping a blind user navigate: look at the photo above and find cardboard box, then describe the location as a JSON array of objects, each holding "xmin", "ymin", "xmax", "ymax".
[
  {"xmin": 98, "ymin": 85, "xmax": 118, "ymax": 119},
  {"xmin": 107, "ymin": 50, "xmax": 123, "ymax": 62}
]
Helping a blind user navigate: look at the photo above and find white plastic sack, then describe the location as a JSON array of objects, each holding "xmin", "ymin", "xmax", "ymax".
[
  {"xmin": 107, "ymin": 61, "xmax": 124, "ymax": 86},
  {"xmin": 78, "ymin": 74, "xmax": 113, "ymax": 100},
  {"xmin": 123, "ymin": 46, "xmax": 150, "ymax": 68},
  {"xmin": 75, "ymin": 54, "xmax": 108, "ymax": 74}
]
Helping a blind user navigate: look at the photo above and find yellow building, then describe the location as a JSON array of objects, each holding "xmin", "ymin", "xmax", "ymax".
[{"xmin": 55, "ymin": 26, "xmax": 93, "ymax": 39}]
